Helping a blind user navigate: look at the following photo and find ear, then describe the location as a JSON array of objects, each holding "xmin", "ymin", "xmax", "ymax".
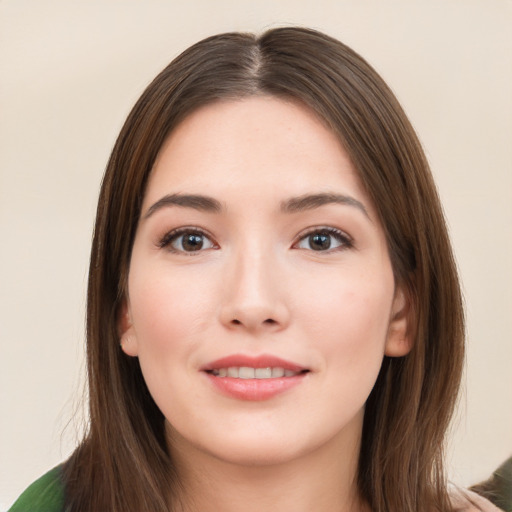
[
  {"xmin": 118, "ymin": 298, "xmax": 139, "ymax": 357},
  {"xmin": 384, "ymin": 285, "xmax": 414, "ymax": 357}
]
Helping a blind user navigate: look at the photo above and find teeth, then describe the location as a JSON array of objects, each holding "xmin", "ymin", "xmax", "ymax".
[
  {"xmin": 255, "ymin": 367, "xmax": 272, "ymax": 379},
  {"xmin": 227, "ymin": 367, "xmax": 239, "ymax": 378},
  {"xmin": 239, "ymin": 367, "xmax": 254, "ymax": 379},
  {"xmin": 211, "ymin": 366, "xmax": 302, "ymax": 379},
  {"xmin": 271, "ymin": 367, "xmax": 285, "ymax": 378}
]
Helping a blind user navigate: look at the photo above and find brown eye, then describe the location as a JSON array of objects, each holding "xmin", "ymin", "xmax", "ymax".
[
  {"xmin": 308, "ymin": 233, "xmax": 331, "ymax": 250},
  {"xmin": 160, "ymin": 229, "xmax": 216, "ymax": 253},
  {"xmin": 295, "ymin": 228, "xmax": 352, "ymax": 252},
  {"xmin": 178, "ymin": 233, "xmax": 206, "ymax": 251}
]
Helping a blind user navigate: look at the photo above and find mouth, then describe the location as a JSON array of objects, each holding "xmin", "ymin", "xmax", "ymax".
[
  {"xmin": 201, "ymin": 354, "xmax": 310, "ymax": 401},
  {"xmin": 207, "ymin": 367, "xmax": 308, "ymax": 379}
]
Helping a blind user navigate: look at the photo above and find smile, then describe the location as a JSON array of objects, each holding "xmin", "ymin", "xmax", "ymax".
[
  {"xmin": 209, "ymin": 367, "xmax": 303, "ymax": 379},
  {"xmin": 202, "ymin": 354, "xmax": 310, "ymax": 400}
]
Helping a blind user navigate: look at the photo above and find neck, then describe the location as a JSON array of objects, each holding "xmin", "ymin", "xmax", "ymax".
[{"xmin": 168, "ymin": 422, "xmax": 369, "ymax": 512}]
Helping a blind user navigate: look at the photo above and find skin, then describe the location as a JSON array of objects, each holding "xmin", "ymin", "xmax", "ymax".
[{"xmin": 120, "ymin": 96, "xmax": 412, "ymax": 512}]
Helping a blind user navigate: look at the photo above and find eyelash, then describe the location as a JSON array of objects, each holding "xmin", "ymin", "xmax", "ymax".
[
  {"xmin": 157, "ymin": 226, "xmax": 353, "ymax": 254},
  {"xmin": 158, "ymin": 227, "xmax": 217, "ymax": 255},
  {"xmin": 293, "ymin": 227, "xmax": 353, "ymax": 252}
]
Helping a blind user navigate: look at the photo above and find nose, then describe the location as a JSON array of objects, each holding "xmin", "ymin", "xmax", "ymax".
[{"xmin": 218, "ymin": 248, "xmax": 290, "ymax": 334}]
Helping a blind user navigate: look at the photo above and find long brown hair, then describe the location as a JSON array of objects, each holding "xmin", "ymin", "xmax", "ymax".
[{"xmin": 63, "ymin": 27, "xmax": 464, "ymax": 511}]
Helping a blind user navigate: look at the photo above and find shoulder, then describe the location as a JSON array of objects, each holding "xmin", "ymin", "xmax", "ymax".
[
  {"xmin": 8, "ymin": 466, "xmax": 65, "ymax": 512},
  {"xmin": 450, "ymin": 487, "xmax": 505, "ymax": 511}
]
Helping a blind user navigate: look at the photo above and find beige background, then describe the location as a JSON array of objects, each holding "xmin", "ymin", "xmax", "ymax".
[{"xmin": 1, "ymin": 1, "xmax": 511, "ymax": 509}]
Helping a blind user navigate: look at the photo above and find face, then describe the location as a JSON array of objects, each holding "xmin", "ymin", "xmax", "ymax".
[{"xmin": 120, "ymin": 97, "xmax": 411, "ymax": 468}]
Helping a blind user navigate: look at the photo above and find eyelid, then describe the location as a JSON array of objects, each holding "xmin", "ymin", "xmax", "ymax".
[
  {"xmin": 157, "ymin": 226, "xmax": 218, "ymax": 254},
  {"xmin": 292, "ymin": 226, "xmax": 353, "ymax": 251}
]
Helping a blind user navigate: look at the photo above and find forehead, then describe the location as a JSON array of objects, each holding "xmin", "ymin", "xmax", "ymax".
[{"xmin": 144, "ymin": 96, "xmax": 371, "ymax": 213}]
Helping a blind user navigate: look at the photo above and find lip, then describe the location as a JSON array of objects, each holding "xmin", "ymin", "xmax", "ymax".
[
  {"xmin": 201, "ymin": 354, "xmax": 306, "ymax": 372},
  {"xmin": 201, "ymin": 354, "xmax": 309, "ymax": 401}
]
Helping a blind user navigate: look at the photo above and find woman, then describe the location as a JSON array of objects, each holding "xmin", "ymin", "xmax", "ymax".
[{"xmin": 9, "ymin": 27, "xmax": 501, "ymax": 512}]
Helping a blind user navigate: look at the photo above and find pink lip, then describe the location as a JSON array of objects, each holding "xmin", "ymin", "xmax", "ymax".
[
  {"xmin": 201, "ymin": 354, "xmax": 306, "ymax": 372},
  {"xmin": 201, "ymin": 354, "xmax": 309, "ymax": 401}
]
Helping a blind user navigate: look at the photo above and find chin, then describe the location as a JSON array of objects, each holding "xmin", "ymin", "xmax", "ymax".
[
  {"xmin": 167, "ymin": 421, "xmax": 311, "ymax": 467},
  {"xmin": 209, "ymin": 438, "xmax": 309, "ymax": 467}
]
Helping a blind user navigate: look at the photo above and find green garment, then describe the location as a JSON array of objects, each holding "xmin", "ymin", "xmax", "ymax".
[
  {"xmin": 472, "ymin": 456, "xmax": 512, "ymax": 512},
  {"xmin": 8, "ymin": 466, "xmax": 64, "ymax": 512}
]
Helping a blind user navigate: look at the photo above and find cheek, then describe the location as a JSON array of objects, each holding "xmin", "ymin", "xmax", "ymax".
[
  {"xmin": 128, "ymin": 265, "xmax": 217, "ymax": 355},
  {"xmin": 298, "ymin": 271, "xmax": 393, "ymax": 424},
  {"xmin": 127, "ymin": 268, "xmax": 215, "ymax": 415},
  {"xmin": 298, "ymin": 267, "xmax": 394, "ymax": 362}
]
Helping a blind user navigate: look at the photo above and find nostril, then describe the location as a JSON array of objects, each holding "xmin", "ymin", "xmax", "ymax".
[{"xmin": 231, "ymin": 318, "xmax": 277, "ymax": 326}]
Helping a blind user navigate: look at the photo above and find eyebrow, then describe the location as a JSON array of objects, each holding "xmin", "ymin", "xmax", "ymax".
[
  {"xmin": 143, "ymin": 192, "xmax": 369, "ymax": 219},
  {"xmin": 144, "ymin": 193, "xmax": 223, "ymax": 219},
  {"xmin": 281, "ymin": 193, "xmax": 369, "ymax": 218}
]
